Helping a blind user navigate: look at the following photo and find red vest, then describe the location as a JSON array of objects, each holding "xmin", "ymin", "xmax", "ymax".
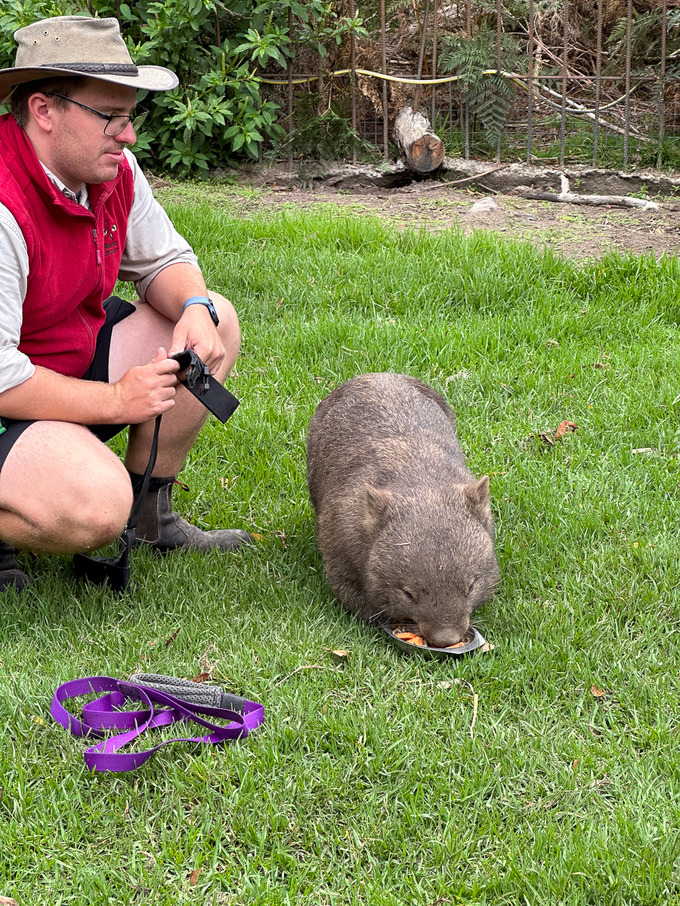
[{"xmin": 0, "ymin": 113, "xmax": 134, "ymax": 377}]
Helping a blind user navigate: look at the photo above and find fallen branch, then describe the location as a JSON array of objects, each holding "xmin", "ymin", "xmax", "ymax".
[
  {"xmin": 511, "ymin": 188, "xmax": 658, "ymax": 210},
  {"xmin": 512, "ymin": 173, "xmax": 659, "ymax": 210},
  {"xmin": 421, "ymin": 163, "xmax": 510, "ymax": 190}
]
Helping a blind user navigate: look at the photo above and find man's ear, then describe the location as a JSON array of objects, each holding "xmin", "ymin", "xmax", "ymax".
[{"xmin": 27, "ymin": 93, "xmax": 56, "ymax": 133}]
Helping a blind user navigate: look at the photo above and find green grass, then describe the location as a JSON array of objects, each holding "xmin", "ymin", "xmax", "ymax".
[{"xmin": 3, "ymin": 199, "xmax": 680, "ymax": 905}]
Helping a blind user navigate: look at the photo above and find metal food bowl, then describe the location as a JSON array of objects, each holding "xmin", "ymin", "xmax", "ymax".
[{"xmin": 381, "ymin": 621, "xmax": 488, "ymax": 658}]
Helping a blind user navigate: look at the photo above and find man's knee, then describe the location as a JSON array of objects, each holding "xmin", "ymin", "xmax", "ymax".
[
  {"xmin": 32, "ymin": 459, "xmax": 132, "ymax": 552},
  {"xmin": 0, "ymin": 423, "xmax": 133, "ymax": 553},
  {"xmin": 70, "ymin": 464, "xmax": 133, "ymax": 550}
]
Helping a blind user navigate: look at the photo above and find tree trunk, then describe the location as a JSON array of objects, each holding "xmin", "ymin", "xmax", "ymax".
[{"xmin": 393, "ymin": 105, "xmax": 445, "ymax": 174}]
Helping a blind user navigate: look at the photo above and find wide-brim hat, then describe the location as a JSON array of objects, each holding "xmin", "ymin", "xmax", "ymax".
[{"xmin": 0, "ymin": 16, "xmax": 178, "ymax": 102}]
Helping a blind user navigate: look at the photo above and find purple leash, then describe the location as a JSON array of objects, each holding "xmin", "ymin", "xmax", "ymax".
[{"xmin": 51, "ymin": 675, "xmax": 265, "ymax": 773}]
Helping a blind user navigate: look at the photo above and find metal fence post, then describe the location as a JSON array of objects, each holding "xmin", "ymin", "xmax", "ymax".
[
  {"xmin": 593, "ymin": 0, "xmax": 602, "ymax": 165},
  {"xmin": 381, "ymin": 0, "xmax": 389, "ymax": 158},
  {"xmin": 657, "ymin": 0, "xmax": 668, "ymax": 169},
  {"xmin": 432, "ymin": 0, "xmax": 438, "ymax": 128},
  {"xmin": 465, "ymin": 0, "xmax": 471, "ymax": 159},
  {"xmin": 527, "ymin": 0, "xmax": 534, "ymax": 164},
  {"xmin": 624, "ymin": 0, "xmax": 632, "ymax": 166},
  {"xmin": 496, "ymin": 0, "xmax": 502, "ymax": 162},
  {"xmin": 350, "ymin": 0, "xmax": 357, "ymax": 164},
  {"xmin": 287, "ymin": 7, "xmax": 294, "ymax": 171},
  {"xmin": 559, "ymin": 0, "xmax": 568, "ymax": 168}
]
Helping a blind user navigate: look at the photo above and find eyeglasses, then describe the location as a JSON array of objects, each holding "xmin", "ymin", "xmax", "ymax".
[{"xmin": 49, "ymin": 93, "xmax": 142, "ymax": 137}]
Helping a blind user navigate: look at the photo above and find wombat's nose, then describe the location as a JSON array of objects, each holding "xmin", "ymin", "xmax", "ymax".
[{"xmin": 422, "ymin": 624, "xmax": 468, "ymax": 648}]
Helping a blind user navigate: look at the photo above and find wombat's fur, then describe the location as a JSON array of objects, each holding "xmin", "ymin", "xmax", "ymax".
[{"xmin": 306, "ymin": 373, "xmax": 499, "ymax": 647}]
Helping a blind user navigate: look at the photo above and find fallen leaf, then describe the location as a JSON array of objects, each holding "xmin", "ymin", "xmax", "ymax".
[
  {"xmin": 591, "ymin": 684, "xmax": 606, "ymax": 698},
  {"xmin": 190, "ymin": 868, "xmax": 201, "ymax": 887},
  {"xmin": 554, "ymin": 420, "xmax": 578, "ymax": 439},
  {"xmin": 326, "ymin": 648, "xmax": 349, "ymax": 661},
  {"xmin": 191, "ymin": 673, "xmax": 211, "ymax": 684}
]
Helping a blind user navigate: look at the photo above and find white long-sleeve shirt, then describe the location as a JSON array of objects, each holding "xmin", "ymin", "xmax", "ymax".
[{"xmin": 0, "ymin": 148, "xmax": 200, "ymax": 394}]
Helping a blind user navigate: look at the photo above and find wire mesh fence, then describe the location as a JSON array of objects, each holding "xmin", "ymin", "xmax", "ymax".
[{"xmin": 261, "ymin": 0, "xmax": 679, "ymax": 171}]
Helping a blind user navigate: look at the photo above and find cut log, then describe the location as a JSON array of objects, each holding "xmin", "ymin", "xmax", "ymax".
[{"xmin": 393, "ymin": 105, "xmax": 445, "ymax": 174}]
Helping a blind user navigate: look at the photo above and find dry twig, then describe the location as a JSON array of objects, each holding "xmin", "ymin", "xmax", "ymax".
[
  {"xmin": 420, "ymin": 163, "xmax": 510, "ymax": 190},
  {"xmin": 274, "ymin": 664, "xmax": 330, "ymax": 686}
]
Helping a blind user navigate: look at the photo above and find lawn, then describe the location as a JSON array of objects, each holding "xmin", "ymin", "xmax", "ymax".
[{"xmin": 2, "ymin": 191, "xmax": 680, "ymax": 905}]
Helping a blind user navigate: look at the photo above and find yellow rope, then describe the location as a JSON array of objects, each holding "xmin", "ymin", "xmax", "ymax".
[
  {"xmin": 260, "ymin": 67, "xmax": 486, "ymax": 86},
  {"xmin": 260, "ymin": 67, "xmax": 638, "ymax": 115}
]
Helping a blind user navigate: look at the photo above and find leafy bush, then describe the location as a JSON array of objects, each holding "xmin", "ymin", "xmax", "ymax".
[{"xmin": 0, "ymin": 0, "xmax": 364, "ymax": 173}]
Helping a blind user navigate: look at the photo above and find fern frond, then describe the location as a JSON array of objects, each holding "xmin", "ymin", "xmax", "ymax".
[{"xmin": 440, "ymin": 25, "xmax": 519, "ymax": 145}]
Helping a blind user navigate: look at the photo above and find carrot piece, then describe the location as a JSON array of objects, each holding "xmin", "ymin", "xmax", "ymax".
[{"xmin": 394, "ymin": 631, "xmax": 426, "ymax": 646}]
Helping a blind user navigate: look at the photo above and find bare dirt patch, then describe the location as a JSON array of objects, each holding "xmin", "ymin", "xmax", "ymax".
[
  {"xmin": 238, "ymin": 183, "xmax": 679, "ymax": 259},
  {"xmin": 224, "ymin": 159, "xmax": 680, "ymax": 260}
]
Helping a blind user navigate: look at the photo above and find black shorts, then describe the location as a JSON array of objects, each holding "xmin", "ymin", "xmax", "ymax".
[{"xmin": 0, "ymin": 296, "xmax": 136, "ymax": 473}]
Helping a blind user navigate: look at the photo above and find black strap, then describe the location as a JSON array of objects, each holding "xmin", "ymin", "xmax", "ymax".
[
  {"xmin": 73, "ymin": 414, "xmax": 161, "ymax": 592},
  {"xmin": 73, "ymin": 350, "xmax": 240, "ymax": 592}
]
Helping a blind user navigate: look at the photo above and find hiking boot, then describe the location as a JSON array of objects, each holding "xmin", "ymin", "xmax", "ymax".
[
  {"xmin": 129, "ymin": 475, "xmax": 252, "ymax": 553},
  {"xmin": 0, "ymin": 542, "xmax": 30, "ymax": 591}
]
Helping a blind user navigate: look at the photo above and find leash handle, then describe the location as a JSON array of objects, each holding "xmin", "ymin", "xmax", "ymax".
[
  {"xmin": 50, "ymin": 676, "xmax": 264, "ymax": 773},
  {"xmin": 127, "ymin": 673, "xmax": 249, "ymax": 711}
]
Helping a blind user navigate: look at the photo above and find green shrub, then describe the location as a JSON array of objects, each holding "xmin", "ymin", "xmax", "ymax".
[{"xmin": 0, "ymin": 0, "xmax": 365, "ymax": 173}]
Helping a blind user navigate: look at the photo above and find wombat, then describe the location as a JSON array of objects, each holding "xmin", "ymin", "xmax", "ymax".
[{"xmin": 306, "ymin": 373, "xmax": 499, "ymax": 647}]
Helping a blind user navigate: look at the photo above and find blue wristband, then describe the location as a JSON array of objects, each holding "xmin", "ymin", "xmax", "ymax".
[
  {"xmin": 182, "ymin": 295, "xmax": 212, "ymax": 312},
  {"xmin": 181, "ymin": 295, "xmax": 219, "ymax": 326}
]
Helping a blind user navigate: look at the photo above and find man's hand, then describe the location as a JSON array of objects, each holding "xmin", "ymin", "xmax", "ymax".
[
  {"xmin": 169, "ymin": 303, "xmax": 226, "ymax": 375},
  {"xmin": 111, "ymin": 347, "xmax": 180, "ymax": 423}
]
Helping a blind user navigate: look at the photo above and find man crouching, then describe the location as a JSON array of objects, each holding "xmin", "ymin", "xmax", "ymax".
[{"xmin": 0, "ymin": 15, "xmax": 251, "ymax": 591}]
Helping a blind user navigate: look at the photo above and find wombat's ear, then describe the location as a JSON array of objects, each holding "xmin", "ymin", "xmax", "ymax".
[
  {"xmin": 463, "ymin": 476, "xmax": 490, "ymax": 514},
  {"xmin": 363, "ymin": 486, "xmax": 392, "ymax": 534}
]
